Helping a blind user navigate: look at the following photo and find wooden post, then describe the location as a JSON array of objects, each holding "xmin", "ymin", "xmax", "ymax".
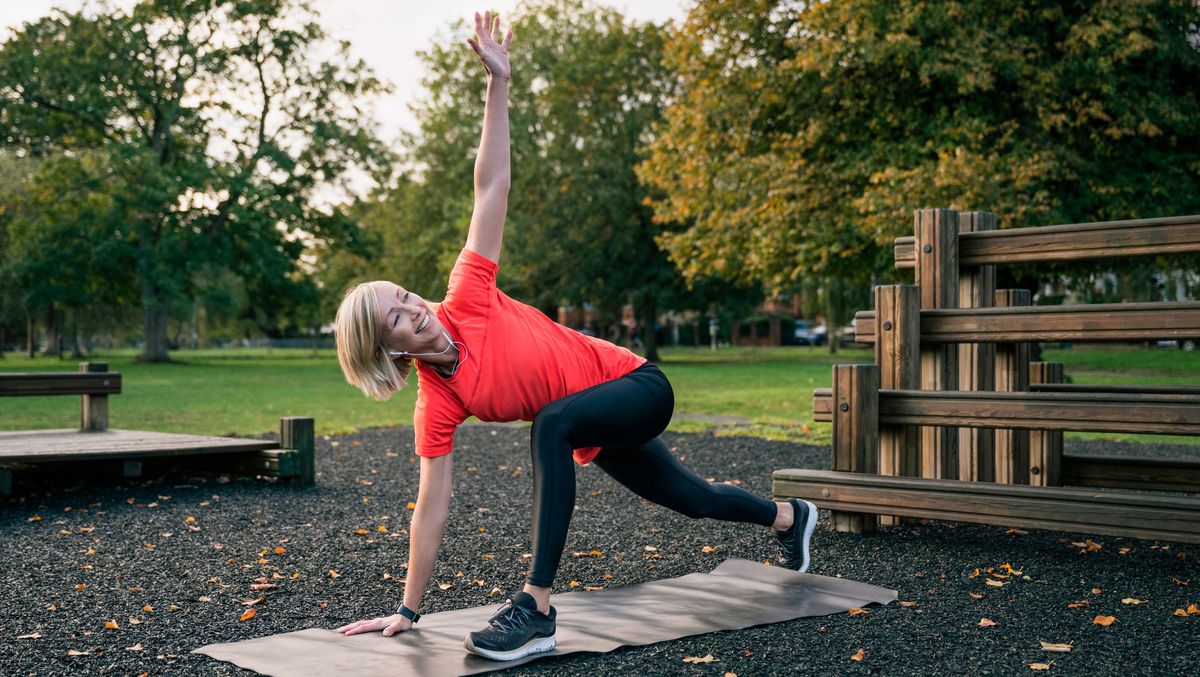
[
  {"xmin": 0, "ymin": 467, "xmax": 11, "ymax": 496},
  {"xmin": 957, "ymin": 212, "xmax": 996, "ymax": 482},
  {"xmin": 914, "ymin": 209, "xmax": 959, "ymax": 480},
  {"xmin": 1029, "ymin": 362, "xmax": 1065, "ymax": 486},
  {"xmin": 994, "ymin": 289, "xmax": 1031, "ymax": 484},
  {"xmin": 831, "ymin": 364, "xmax": 879, "ymax": 533},
  {"xmin": 874, "ymin": 284, "xmax": 920, "ymax": 526},
  {"xmin": 281, "ymin": 417, "xmax": 315, "ymax": 486},
  {"xmin": 80, "ymin": 362, "xmax": 109, "ymax": 432}
]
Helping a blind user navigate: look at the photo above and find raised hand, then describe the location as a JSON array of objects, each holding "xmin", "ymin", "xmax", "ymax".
[{"xmin": 466, "ymin": 10, "xmax": 513, "ymax": 80}]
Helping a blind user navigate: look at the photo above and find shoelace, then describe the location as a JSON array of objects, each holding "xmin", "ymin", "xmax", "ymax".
[{"xmin": 487, "ymin": 599, "xmax": 536, "ymax": 634}]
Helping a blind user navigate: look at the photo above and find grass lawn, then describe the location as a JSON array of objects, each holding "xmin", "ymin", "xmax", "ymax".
[{"xmin": 1, "ymin": 344, "xmax": 1195, "ymax": 446}]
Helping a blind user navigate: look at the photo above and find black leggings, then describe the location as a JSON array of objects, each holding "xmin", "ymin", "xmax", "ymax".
[{"xmin": 526, "ymin": 362, "xmax": 778, "ymax": 587}]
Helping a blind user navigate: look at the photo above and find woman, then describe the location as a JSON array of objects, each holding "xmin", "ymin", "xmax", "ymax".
[{"xmin": 333, "ymin": 11, "xmax": 817, "ymax": 662}]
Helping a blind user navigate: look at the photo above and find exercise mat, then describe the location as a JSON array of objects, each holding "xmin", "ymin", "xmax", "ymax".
[{"xmin": 194, "ymin": 558, "xmax": 896, "ymax": 676}]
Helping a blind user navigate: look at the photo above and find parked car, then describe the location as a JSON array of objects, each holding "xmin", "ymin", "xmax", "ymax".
[{"xmin": 793, "ymin": 320, "xmax": 827, "ymax": 346}]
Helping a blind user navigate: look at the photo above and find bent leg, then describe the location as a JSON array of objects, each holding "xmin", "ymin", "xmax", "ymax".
[{"xmin": 592, "ymin": 437, "xmax": 777, "ymax": 527}]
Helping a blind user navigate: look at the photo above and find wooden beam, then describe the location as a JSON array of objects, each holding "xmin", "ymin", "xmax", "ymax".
[
  {"xmin": 915, "ymin": 208, "xmax": 959, "ymax": 480},
  {"xmin": 0, "ymin": 372, "xmax": 121, "ymax": 397},
  {"xmin": 994, "ymin": 290, "xmax": 1031, "ymax": 485},
  {"xmin": 80, "ymin": 362, "xmax": 109, "ymax": 432},
  {"xmin": 772, "ymin": 468, "xmax": 1200, "ymax": 544},
  {"xmin": 281, "ymin": 416, "xmax": 316, "ymax": 486},
  {"xmin": 894, "ymin": 214, "xmax": 1200, "ymax": 269},
  {"xmin": 957, "ymin": 212, "xmax": 996, "ymax": 482},
  {"xmin": 811, "ymin": 388, "xmax": 1200, "ymax": 435},
  {"xmin": 1028, "ymin": 362, "xmax": 1065, "ymax": 486},
  {"xmin": 830, "ymin": 365, "xmax": 880, "ymax": 533},
  {"xmin": 852, "ymin": 300, "xmax": 1200, "ymax": 344}
]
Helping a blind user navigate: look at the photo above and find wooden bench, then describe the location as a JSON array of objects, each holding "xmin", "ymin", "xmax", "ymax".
[
  {"xmin": 0, "ymin": 362, "xmax": 314, "ymax": 495},
  {"xmin": 774, "ymin": 210, "xmax": 1200, "ymax": 543}
]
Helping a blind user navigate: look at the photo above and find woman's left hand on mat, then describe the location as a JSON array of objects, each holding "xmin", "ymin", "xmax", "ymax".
[{"xmin": 335, "ymin": 613, "xmax": 413, "ymax": 636}]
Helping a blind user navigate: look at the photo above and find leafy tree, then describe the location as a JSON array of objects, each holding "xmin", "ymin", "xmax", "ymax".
[
  {"xmin": 638, "ymin": 0, "xmax": 1200, "ymax": 294},
  {"xmin": 0, "ymin": 0, "xmax": 393, "ymax": 361}
]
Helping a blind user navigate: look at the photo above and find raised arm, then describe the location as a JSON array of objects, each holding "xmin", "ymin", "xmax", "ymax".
[{"xmin": 464, "ymin": 10, "xmax": 513, "ymax": 264}]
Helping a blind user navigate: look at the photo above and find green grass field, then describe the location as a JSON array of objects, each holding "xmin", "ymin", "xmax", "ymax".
[{"xmin": 1, "ymin": 345, "xmax": 1196, "ymax": 445}]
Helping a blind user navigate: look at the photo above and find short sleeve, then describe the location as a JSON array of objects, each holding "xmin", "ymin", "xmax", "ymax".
[
  {"xmin": 413, "ymin": 380, "xmax": 470, "ymax": 458},
  {"xmin": 442, "ymin": 247, "xmax": 499, "ymax": 318}
]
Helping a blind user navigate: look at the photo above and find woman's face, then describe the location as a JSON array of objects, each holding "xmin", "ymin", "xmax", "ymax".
[{"xmin": 370, "ymin": 281, "xmax": 446, "ymax": 356}]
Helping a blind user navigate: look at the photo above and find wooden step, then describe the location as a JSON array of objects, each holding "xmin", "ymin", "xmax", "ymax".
[{"xmin": 773, "ymin": 468, "xmax": 1200, "ymax": 544}]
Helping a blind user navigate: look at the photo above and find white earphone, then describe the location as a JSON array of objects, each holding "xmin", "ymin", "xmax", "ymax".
[{"xmin": 388, "ymin": 330, "xmax": 468, "ymax": 378}]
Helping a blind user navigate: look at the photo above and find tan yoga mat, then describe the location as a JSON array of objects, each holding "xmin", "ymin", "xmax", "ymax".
[{"xmin": 194, "ymin": 558, "xmax": 896, "ymax": 676}]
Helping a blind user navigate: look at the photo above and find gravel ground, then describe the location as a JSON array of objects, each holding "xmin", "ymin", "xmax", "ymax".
[{"xmin": 1, "ymin": 426, "xmax": 1197, "ymax": 676}]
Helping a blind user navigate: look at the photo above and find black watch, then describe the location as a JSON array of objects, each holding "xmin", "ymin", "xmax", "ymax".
[{"xmin": 396, "ymin": 603, "xmax": 420, "ymax": 623}]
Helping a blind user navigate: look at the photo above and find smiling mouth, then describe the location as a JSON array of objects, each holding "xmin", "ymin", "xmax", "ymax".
[{"xmin": 416, "ymin": 313, "xmax": 431, "ymax": 334}]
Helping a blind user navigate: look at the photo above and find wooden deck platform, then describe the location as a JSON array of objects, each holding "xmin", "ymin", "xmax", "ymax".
[{"xmin": 0, "ymin": 429, "xmax": 278, "ymax": 463}]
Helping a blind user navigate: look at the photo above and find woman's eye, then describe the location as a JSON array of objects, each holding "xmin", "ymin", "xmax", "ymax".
[
  {"xmin": 404, "ymin": 292, "xmax": 410, "ymax": 303},
  {"xmin": 393, "ymin": 314, "xmax": 399, "ymax": 328}
]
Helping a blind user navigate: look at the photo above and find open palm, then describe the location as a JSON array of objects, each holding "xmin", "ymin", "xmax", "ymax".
[{"xmin": 467, "ymin": 10, "xmax": 513, "ymax": 80}]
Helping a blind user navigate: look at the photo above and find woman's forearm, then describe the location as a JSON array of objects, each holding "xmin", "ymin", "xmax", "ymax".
[
  {"xmin": 401, "ymin": 504, "xmax": 448, "ymax": 611},
  {"xmin": 474, "ymin": 75, "xmax": 510, "ymax": 195}
]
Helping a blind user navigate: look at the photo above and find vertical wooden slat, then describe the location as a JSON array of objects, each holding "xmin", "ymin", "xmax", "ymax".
[
  {"xmin": 1029, "ymin": 362, "xmax": 1065, "ymax": 486},
  {"xmin": 957, "ymin": 212, "xmax": 997, "ymax": 482},
  {"xmin": 915, "ymin": 209, "xmax": 960, "ymax": 480},
  {"xmin": 80, "ymin": 362, "xmax": 109, "ymax": 432},
  {"xmin": 874, "ymin": 284, "xmax": 920, "ymax": 526},
  {"xmin": 281, "ymin": 416, "xmax": 316, "ymax": 486},
  {"xmin": 831, "ymin": 364, "xmax": 880, "ymax": 533},
  {"xmin": 994, "ymin": 289, "xmax": 1031, "ymax": 484}
]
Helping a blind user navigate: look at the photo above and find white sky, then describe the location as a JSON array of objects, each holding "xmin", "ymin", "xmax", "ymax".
[{"xmin": 0, "ymin": 0, "xmax": 689, "ymax": 149}]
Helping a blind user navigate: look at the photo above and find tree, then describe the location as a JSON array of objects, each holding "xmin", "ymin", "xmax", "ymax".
[
  {"xmin": 638, "ymin": 0, "xmax": 1200, "ymax": 294},
  {"xmin": 0, "ymin": 0, "xmax": 393, "ymax": 361}
]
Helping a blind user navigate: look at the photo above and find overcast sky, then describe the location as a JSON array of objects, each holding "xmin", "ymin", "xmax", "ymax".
[{"xmin": 1, "ymin": 0, "xmax": 690, "ymax": 148}]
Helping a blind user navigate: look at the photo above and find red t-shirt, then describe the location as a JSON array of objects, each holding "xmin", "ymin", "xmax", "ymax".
[{"xmin": 412, "ymin": 248, "xmax": 647, "ymax": 465}]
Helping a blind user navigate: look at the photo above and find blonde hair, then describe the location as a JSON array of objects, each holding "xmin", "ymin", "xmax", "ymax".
[{"xmin": 335, "ymin": 282, "xmax": 412, "ymax": 401}]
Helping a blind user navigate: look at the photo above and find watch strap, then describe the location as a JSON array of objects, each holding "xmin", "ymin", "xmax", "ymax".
[{"xmin": 396, "ymin": 603, "xmax": 420, "ymax": 623}]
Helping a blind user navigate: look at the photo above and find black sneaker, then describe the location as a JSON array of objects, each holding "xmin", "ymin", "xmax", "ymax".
[
  {"xmin": 774, "ymin": 498, "xmax": 817, "ymax": 572},
  {"xmin": 464, "ymin": 591, "xmax": 557, "ymax": 661}
]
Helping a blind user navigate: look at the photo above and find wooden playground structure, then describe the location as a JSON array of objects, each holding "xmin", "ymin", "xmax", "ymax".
[
  {"xmin": 0, "ymin": 362, "xmax": 314, "ymax": 496},
  {"xmin": 774, "ymin": 212, "xmax": 1200, "ymax": 544}
]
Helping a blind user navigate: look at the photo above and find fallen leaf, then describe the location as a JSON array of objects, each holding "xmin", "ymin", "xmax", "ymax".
[
  {"xmin": 406, "ymin": 502, "xmax": 416, "ymax": 510},
  {"xmin": 274, "ymin": 547, "xmax": 286, "ymax": 554},
  {"xmin": 683, "ymin": 654, "xmax": 716, "ymax": 664},
  {"xmin": 438, "ymin": 583, "xmax": 453, "ymax": 590},
  {"xmin": 1039, "ymin": 641, "xmax": 1073, "ymax": 652},
  {"xmin": 1189, "ymin": 603, "xmax": 1200, "ymax": 615},
  {"xmin": 969, "ymin": 593, "xmax": 983, "ymax": 600},
  {"xmin": 1091, "ymin": 588, "xmax": 1102, "ymax": 595},
  {"xmin": 250, "ymin": 583, "xmax": 278, "ymax": 591},
  {"xmin": 75, "ymin": 583, "xmax": 86, "ymax": 591},
  {"xmin": 848, "ymin": 607, "xmax": 869, "ymax": 616},
  {"xmin": 67, "ymin": 649, "xmax": 90, "ymax": 657},
  {"xmin": 1029, "ymin": 662, "xmax": 1052, "ymax": 671},
  {"xmin": 124, "ymin": 643, "xmax": 144, "ymax": 651},
  {"xmin": 482, "ymin": 553, "xmax": 494, "ymax": 559},
  {"xmin": 702, "ymin": 546, "xmax": 717, "ymax": 554},
  {"xmin": 199, "ymin": 596, "xmax": 212, "ymax": 602},
  {"xmin": 568, "ymin": 581, "xmax": 581, "ymax": 588},
  {"xmin": 1173, "ymin": 608, "xmax": 1188, "ymax": 617},
  {"xmin": 584, "ymin": 586, "xmax": 604, "ymax": 591},
  {"xmin": 1121, "ymin": 598, "xmax": 1145, "ymax": 605},
  {"xmin": 142, "ymin": 605, "xmax": 153, "ymax": 613},
  {"xmin": 240, "ymin": 608, "xmax": 256, "ymax": 621},
  {"xmin": 979, "ymin": 618, "xmax": 997, "ymax": 627},
  {"xmin": 851, "ymin": 648, "xmax": 865, "ymax": 662},
  {"xmin": 1093, "ymin": 615, "xmax": 1116, "ymax": 626},
  {"xmin": 328, "ymin": 570, "xmax": 340, "ymax": 578},
  {"xmin": 17, "ymin": 632, "xmax": 42, "ymax": 639},
  {"xmin": 899, "ymin": 601, "xmax": 919, "ymax": 607},
  {"xmin": 969, "ymin": 568, "xmax": 981, "ymax": 578},
  {"xmin": 186, "ymin": 516, "xmax": 196, "ymax": 523},
  {"xmin": 644, "ymin": 546, "xmax": 658, "ymax": 552},
  {"xmin": 1170, "ymin": 577, "xmax": 1189, "ymax": 587},
  {"xmin": 986, "ymin": 579, "xmax": 1005, "ymax": 588},
  {"xmin": 105, "ymin": 620, "xmax": 119, "ymax": 629}
]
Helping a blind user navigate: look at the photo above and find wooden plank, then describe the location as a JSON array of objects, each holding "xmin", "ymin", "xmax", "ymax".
[
  {"xmin": 915, "ymin": 208, "xmax": 959, "ymax": 480},
  {"xmin": 1028, "ymin": 362, "xmax": 1064, "ymax": 486},
  {"xmin": 995, "ymin": 289, "xmax": 1031, "ymax": 485},
  {"xmin": 874, "ymin": 284, "xmax": 920, "ymax": 527},
  {"xmin": 830, "ymin": 365, "xmax": 879, "ymax": 533},
  {"xmin": 852, "ymin": 300, "xmax": 1200, "ymax": 344},
  {"xmin": 281, "ymin": 416, "xmax": 316, "ymax": 486},
  {"xmin": 957, "ymin": 212, "xmax": 996, "ymax": 482},
  {"xmin": 876, "ymin": 390, "xmax": 1200, "ymax": 435},
  {"xmin": 772, "ymin": 469, "xmax": 1200, "ymax": 544},
  {"xmin": 1063, "ymin": 453, "xmax": 1200, "ymax": 493},
  {"xmin": 0, "ymin": 429, "xmax": 278, "ymax": 462},
  {"xmin": 894, "ymin": 214, "xmax": 1200, "ymax": 269},
  {"xmin": 0, "ymin": 372, "xmax": 121, "ymax": 397},
  {"xmin": 80, "ymin": 362, "xmax": 109, "ymax": 432},
  {"xmin": 1032, "ymin": 384, "xmax": 1200, "ymax": 396}
]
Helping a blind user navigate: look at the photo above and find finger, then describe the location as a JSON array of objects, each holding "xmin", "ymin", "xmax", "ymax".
[
  {"xmin": 467, "ymin": 37, "xmax": 480, "ymax": 54},
  {"xmin": 491, "ymin": 13, "xmax": 501, "ymax": 43},
  {"xmin": 382, "ymin": 620, "xmax": 405, "ymax": 637},
  {"xmin": 503, "ymin": 28, "xmax": 513, "ymax": 48},
  {"xmin": 483, "ymin": 11, "xmax": 491, "ymax": 38},
  {"xmin": 474, "ymin": 11, "xmax": 483, "ymax": 36}
]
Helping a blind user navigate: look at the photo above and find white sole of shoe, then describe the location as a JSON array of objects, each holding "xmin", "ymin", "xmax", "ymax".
[
  {"xmin": 798, "ymin": 499, "xmax": 817, "ymax": 573},
  {"xmin": 464, "ymin": 634, "xmax": 556, "ymax": 662}
]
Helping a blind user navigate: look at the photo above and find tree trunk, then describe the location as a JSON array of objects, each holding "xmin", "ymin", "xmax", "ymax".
[
  {"xmin": 26, "ymin": 313, "xmax": 34, "ymax": 358},
  {"xmin": 140, "ymin": 302, "xmax": 171, "ymax": 362},
  {"xmin": 69, "ymin": 308, "xmax": 85, "ymax": 359},
  {"xmin": 639, "ymin": 302, "xmax": 660, "ymax": 363},
  {"xmin": 42, "ymin": 306, "xmax": 63, "ymax": 358}
]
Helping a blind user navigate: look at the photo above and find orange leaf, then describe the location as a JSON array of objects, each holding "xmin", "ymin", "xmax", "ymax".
[
  {"xmin": 1029, "ymin": 662, "xmax": 1052, "ymax": 671},
  {"xmin": 328, "ymin": 570, "xmax": 340, "ymax": 578},
  {"xmin": 979, "ymin": 618, "xmax": 997, "ymax": 627},
  {"xmin": 353, "ymin": 528, "xmax": 369, "ymax": 535},
  {"xmin": 899, "ymin": 601, "xmax": 919, "ymax": 607},
  {"xmin": 406, "ymin": 502, "xmax": 416, "ymax": 510},
  {"xmin": 104, "ymin": 620, "xmax": 119, "ymax": 629},
  {"xmin": 682, "ymin": 654, "xmax": 716, "ymax": 664},
  {"xmin": 1121, "ymin": 598, "xmax": 1145, "ymax": 605},
  {"xmin": 850, "ymin": 648, "xmax": 865, "ymax": 662},
  {"xmin": 437, "ymin": 582, "xmax": 453, "ymax": 590},
  {"xmin": 1093, "ymin": 615, "xmax": 1116, "ymax": 626},
  {"xmin": 969, "ymin": 593, "xmax": 983, "ymax": 600},
  {"xmin": 568, "ymin": 581, "xmax": 581, "ymax": 588},
  {"xmin": 239, "ymin": 608, "xmax": 256, "ymax": 621},
  {"xmin": 848, "ymin": 607, "xmax": 869, "ymax": 616},
  {"xmin": 1188, "ymin": 603, "xmax": 1200, "ymax": 615},
  {"xmin": 702, "ymin": 546, "xmax": 717, "ymax": 554},
  {"xmin": 1173, "ymin": 608, "xmax": 1188, "ymax": 617}
]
